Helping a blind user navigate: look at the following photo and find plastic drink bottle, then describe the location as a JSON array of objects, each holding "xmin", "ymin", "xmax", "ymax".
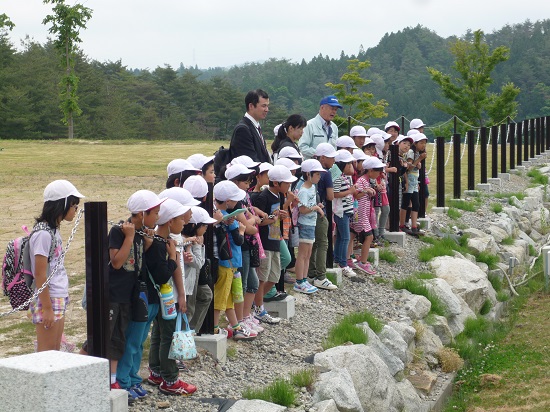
[{"xmin": 159, "ymin": 283, "xmax": 177, "ymax": 320}]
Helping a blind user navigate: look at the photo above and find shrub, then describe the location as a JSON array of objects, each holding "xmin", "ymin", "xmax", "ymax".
[
  {"xmin": 437, "ymin": 347, "xmax": 464, "ymax": 372},
  {"xmin": 501, "ymin": 236, "xmax": 514, "ymax": 245},
  {"xmin": 480, "ymin": 299, "xmax": 493, "ymax": 315},
  {"xmin": 448, "ymin": 199, "xmax": 477, "ymax": 212},
  {"xmin": 527, "ymin": 168, "xmax": 549, "ymax": 185},
  {"xmin": 322, "ymin": 310, "xmax": 382, "ymax": 350},
  {"xmin": 379, "ymin": 249, "xmax": 398, "ymax": 263},
  {"xmin": 447, "ymin": 207, "xmax": 461, "ymax": 220},
  {"xmin": 477, "ymin": 252, "xmax": 500, "ymax": 270},
  {"xmin": 491, "ymin": 202, "xmax": 503, "ymax": 214},
  {"xmin": 243, "ymin": 378, "xmax": 296, "ymax": 407},
  {"xmin": 290, "ymin": 368, "xmax": 316, "ymax": 389},
  {"xmin": 488, "ymin": 272, "xmax": 503, "ymax": 292}
]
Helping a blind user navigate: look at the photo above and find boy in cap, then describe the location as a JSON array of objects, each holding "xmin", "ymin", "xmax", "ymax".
[
  {"xmin": 350, "ymin": 125, "xmax": 367, "ymax": 149},
  {"xmin": 108, "ymin": 190, "xmax": 164, "ymax": 393}
]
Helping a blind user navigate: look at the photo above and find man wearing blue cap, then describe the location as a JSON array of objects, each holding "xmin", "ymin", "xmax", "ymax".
[{"xmin": 298, "ymin": 95, "xmax": 342, "ymax": 160}]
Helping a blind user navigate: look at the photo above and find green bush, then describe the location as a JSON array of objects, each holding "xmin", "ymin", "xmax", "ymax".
[
  {"xmin": 379, "ymin": 249, "xmax": 398, "ymax": 263},
  {"xmin": 419, "ymin": 236, "xmax": 468, "ymax": 262},
  {"xmin": 447, "ymin": 207, "xmax": 462, "ymax": 220},
  {"xmin": 448, "ymin": 199, "xmax": 477, "ymax": 212},
  {"xmin": 393, "ymin": 277, "xmax": 448, "ymax": 317},
  {"xmin": 501, "ymin": 236, "xmax": 514, "ymax": 245},
  {"xmin": 414, "ymin": 271, "xmax": 436, "ymax": 280},
  {"xmin": 243, "ymin": 378, "xmax": 296, "ymax": 407},
  {"xmin": 477, "ymin": 252, "xmax": 500, "ymax": 270},
  {"xmin": 527, "ymin": 168, "xmax": 549, "ymax": 185},
  {"xmin": 290, "ymin": 368, "xmax": 316, "ymax": 389},
  {"xmin": 491, "ymin": 202, "xmax": 503, "ymax": 214},
  {"xmin": 479, "ymin": 299, "xmax": 493, "ymax": 315},
  {"xmin": 488, "ymin": 272, "xmax": 503, "ymax": 292},
  {"xmin": 322, "ymin": 311, "xmax": 383, "ymax": 350}
]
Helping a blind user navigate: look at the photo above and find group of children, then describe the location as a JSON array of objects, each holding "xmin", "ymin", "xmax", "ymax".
[{"xmin": 24, "ymin": 117, "xmax": 429, "ymax": 404}]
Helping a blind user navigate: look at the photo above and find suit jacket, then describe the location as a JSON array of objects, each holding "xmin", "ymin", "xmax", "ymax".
[{"xmin": 230, "ymin": 117, "xmax": 271, "ymax": 164}]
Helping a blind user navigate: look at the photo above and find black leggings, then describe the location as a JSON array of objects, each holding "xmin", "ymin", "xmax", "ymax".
[{"xmin": 401, "ymin": 192, "xmax": 419, "ymax": 212}]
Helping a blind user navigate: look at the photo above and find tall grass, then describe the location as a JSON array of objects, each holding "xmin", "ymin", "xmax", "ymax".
[
  {"xmin": 322, "ymin": 311, "xmax": 383, "ymax": 350},
  {"xmin": 393, "ymin": 277, "xmax": 449, "ymax": 317}
]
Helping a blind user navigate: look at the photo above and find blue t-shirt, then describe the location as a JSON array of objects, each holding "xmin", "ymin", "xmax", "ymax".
[
  {"xmin": 297, "ymin": 185, "xmax": 318, "ymax": 226},
  {"xmin": 316, "ymin": 166, "xmax": 334, "ymax": 205},
  {"xmin": 218, "ymin": 211, "xmax": 243, "ymax": 269}
]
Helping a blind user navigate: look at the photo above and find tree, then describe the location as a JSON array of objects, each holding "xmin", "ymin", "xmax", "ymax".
[
  {"xmin": 325, "ymin": 59, "xmax": 388, "ymax": 129},
  {"xmin": 427, "ymin": 29, "xmax": 520, "ymax": 127},
  {"xmin": 43, "ymin": 0, "xmax": 92, "ymax": 139}
]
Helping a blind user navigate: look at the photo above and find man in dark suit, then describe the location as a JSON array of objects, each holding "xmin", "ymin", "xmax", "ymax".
[{"xmin": 230, "ymin": 89, "xmax": 272, "ymax": 164}]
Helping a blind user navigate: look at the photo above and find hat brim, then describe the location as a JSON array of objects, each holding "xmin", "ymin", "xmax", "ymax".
[{"xmin": 316, "ymin": 152, "xmax": 337, "ymax": 158}]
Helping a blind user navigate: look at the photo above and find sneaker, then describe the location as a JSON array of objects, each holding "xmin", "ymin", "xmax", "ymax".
[
  {"xmin": 110, "ymin": 381, "xmax": 122, "ymax": 390},
  {"xmin": 313, "ymin": 278, "xmax": 337, "ymax": 290},
  {"xmin": 243, "ymin": 315, "xmax": 264, "ymax": 333},
  {"xmin": 176, "ymin": 360, "xmax": 190, "ymax": 372},
  {"xmin": 264, "ymin": 291, "xmax": 288, "ymax": 302},
  {"xmin": 346, "ymin": 259, "xmax": 357, "ymax": 269},
  {"xmin": 131, "ymin": 383, "xmax": 148, "ymax": 398},
  {"xmin": 293, "ymin": 281, "xmax": 317, "ymax": 294},
  {"xmin": 146, "ymin": 371, "xmax": 163, "ymax": 386},
  {"xmin": 341, "ymin": 266, "xmax": 356, "ymax": 277},
  {"xmin": 126, "ymin": 387, "xmax": 139, "ymax": 403},
  {"xmin": 233, "ymin": 325, "xmax": 257, "ymax": 340},
  {"xmin": 214, "ymin": 327, "xmax": 233, "ymax": 339},
  {"xmin": 254, "ymin": 307, "xmax": 281, "ymax": 324},
  {"xmin": 159, "ymin": 379, "xmax": 197, "ymax": 396},
  {"xmin": 283, "ymin": 271, "xmax": 296, "ymax": 284},
  {"xmin": 356, "ymin": 261, "xmax": 377, "ymax": 275},
  {"xmin": 400, "ymin": 225, "xmax": 413, "ymax": 235},
  {"xmin": 412, "ymin": 227, "xmax": 425, "ymax": 236}
]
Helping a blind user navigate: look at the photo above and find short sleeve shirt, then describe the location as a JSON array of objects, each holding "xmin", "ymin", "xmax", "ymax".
[
  {"xmin": 297, "ymin": 185, "xmax": 318, "ymax": 226},
  {"xmin": 29, "ymin": 229, "xmax": 66, "ymax": 298},
  {"xmin": 252, "ymin": 188, "xmax": 281, "ymax": 251}
]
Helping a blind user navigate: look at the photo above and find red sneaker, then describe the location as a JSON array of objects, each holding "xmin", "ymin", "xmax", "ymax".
[
  {"xmin": 110, "ymin": 381, "xmax": 122, "ymax": 390},
  {"xmin": 147, "ymin": 373, "xmax": 163, "ymax": 386},
  {"xmin": 159, "ymin": 379, "xmax": 197, "ymax": 396}
]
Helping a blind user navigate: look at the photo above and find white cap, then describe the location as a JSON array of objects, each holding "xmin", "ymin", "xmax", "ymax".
[
  {"xmin": 43, "ymin": 180, "xmax": 85, "ymax": 202},
  {"xmin": 214, "ymin": 180, "xmax": 246, "ymax": 201},
  {"xmin": 158, "ymin": 198, "xmax": 189, "ymax": 225},
  {"xmin": 187, "ymin": 153, "xmax": 214, "ymax": 170},
  {"xmin": 336, "ymin": 135, "xmax": 358, "ymax": 149},
  {"xmin": 352, "ymin": 149, "xmax": 368, "ymax": 161},
  {"xmin": 275, "ymin": 157, "xmax": 300, "ymax": 170},
  {"xmin": 410, "ymin": 118, "xmax": 426, "ymax": 129},
  {"xmin": 259, "ymin": 162, "xmax": 273, "ymax": 174},
  {"xmin": 278, "ymin": 146, "xmax": 302, "ymax": 160},
  {"xmin": 158, "ymin": 187, "xmax": 201, "ymax": 207},
  {"xmin": 350, "ymin": 125, "xmax": 367, "ymax": 137},
  {"xmin": 230, "ymin": 155, "xmax": 260, "ymax": 168},
  {"xmin": 366, "ymin": 127, "xmax": 382, "ymax": 137},
  {"xmin": 183, "ymin": 175, "xmax": 209, "ymax": 198},
  {"xmin": 414, "ymin": 133, "xmax": 428, "ymax": 143},
  {"xmin": 301, "ymin": 159, "xmax": 325, "ymax": 173},
  {"xmin": 225, "ymin": 163, "xmax": 255, "ymax": 180},
  {"xmin": 362, "ymin": 137, "xmax": 375, "ymax": 147},
  {"xmin": 127, "ymin": 190, "xmax": 166, "ymax": 213},
  {"xmin": 394, "ymin": 135, "xmax": 414, "ymax": 145},
  {"xmin": 371, "ymin": 135, "xmax": 385, "ymax": 157},
  {"xmin": 335, "ymin": 149, "xmax": 355, "ymax": 163},
  {"xmin": 362, "ymin": 157, "xmax": 385, "ymax": 170},
  {"xmin": 382, "ymin": 132, "xmax": 392, "ymax": 141},
  {"xmin": 315, "ymin": 142, "xmax": 337, "ymax": 158},
  {"xmin": 268, "ymin": 165, "xmax": 298, "ymax": 183},
  {"xmin": 407, "ymin": 129, "xmax": 420, "ymax": 137},
  {"xmin": 384, "ymin": 121, "xmax": 400, "ymax": 132},
  {"xmin": 273, "ymin": 124, "xmax": 282, "ymax": 136},
  {"xmin": 167, "ymin": 158, "xmax": 199, "ymax": 176},
  {"xmin": 189, "ymin": 206, "xmax": 217, "ymax": 224}
]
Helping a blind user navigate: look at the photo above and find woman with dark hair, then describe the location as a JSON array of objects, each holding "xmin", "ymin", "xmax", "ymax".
[
  {"xmin": 31, "ymin": 180, "xmax": 84, "ymax": 351},
  {"xmin": 271, "ymin": 114, "xmax": 307, "ymax": 160}
]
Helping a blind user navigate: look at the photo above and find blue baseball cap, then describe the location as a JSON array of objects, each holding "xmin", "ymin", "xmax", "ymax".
[{"xmin": 320, "ymin": 95, "xmax": 343, "ymax": 108}]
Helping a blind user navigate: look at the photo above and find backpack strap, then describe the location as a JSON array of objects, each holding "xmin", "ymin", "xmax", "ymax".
[{"xmin": 32, "ymin": 222, "xmax": 57, "ymax": 263}]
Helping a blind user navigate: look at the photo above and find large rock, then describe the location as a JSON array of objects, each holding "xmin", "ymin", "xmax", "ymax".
[
  {"xmin": 447, "ymin": 296, "xmax": 477, "ymax": 337},
  {"xmin": 314, "ymin": 345, "xmax": 400, "ymax": 412},
  {"xmin": 416, "ymin": 326, "xmax": 444, "ymax": 367},
  {"xmin": 313, "ymin": 368, "xmax": 364, "ymax": 412},
  {"xmin": 487, "ymin": 225, "xmax": 509, "ymax": 243},
  {"xmin": 229, "ymin": 399, "xmax": 286, "ymax": 412},
  {"xmin": 491, "ymin": 217, "xmax": 515, "ymax": 237},
  {"xmin": 360, "ymin": 323, "xmax": 405, "ymax": 376},
  {"xmin": 467, "ymin": 235, "xmax": 499, "ymax": 255},
  {"xmin": 530, "ymin": 208, "xmax": 550, "ymax": 232},
  {"xmin": 499, "ymin": 239, "xmax": 528, "ymax": 265},
  {"xmin": 395, "ymin": 380, "xmax": 428, "ymax": 412},
  {"xmin": 388, "ymin": 319, "xmax": 416, "ymax": 346},
  {"xmin": 427, "ymin": 315, "xmax": 453, "ymax": 345},
  {"xmin": 379, "ymin": 324, "xmax": 409, "ymax": 365},
  {"xmin": 430, "ymin": 256, "xmax": 497, "ymax": 313},
  {"xmin": 312, "ymin": 399, "xmax": 339, "ymax": 412},
  {"xmin": 424, "ymin": 278, "xmax": 464, "ymax": 316},
  {"xmin": 402, "ymin": 291, "xmax": 431, "ymax": 320},
  {"xmin": 407, "ymin": 370, "xmax": 438, "ymax": 395}
]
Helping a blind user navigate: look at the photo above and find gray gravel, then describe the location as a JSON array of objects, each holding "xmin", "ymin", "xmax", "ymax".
[{"xmin": 130, "ymin": 159, "xmax": 549, "ymax": 412}]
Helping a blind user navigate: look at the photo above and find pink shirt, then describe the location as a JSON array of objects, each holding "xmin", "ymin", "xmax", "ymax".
[{"xmin": 351, "ymin": 175, "xmax": 374, "ymax": 233}]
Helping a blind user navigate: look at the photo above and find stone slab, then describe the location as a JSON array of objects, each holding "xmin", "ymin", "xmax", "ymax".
[
  {"xmin": 326, "ymin": 267, "xmax": 343, "ymax": 285},
  {"xmin": 263, "ymin": 295, "xmax": 295, "ymax": 319},
  {"xmin": 514, "ymin": 165, "xmax": 526, "ymax": 171},
  {"xmin": 194, "ymin": 333, "xmax": 227, "ymax": 364},
  {"xmin": 417, "ymin": 217, "xmax": 431, "ymax": 230},
  {"xmin": 487, "ymin": 178, "xmax": 501, "ymax": 187},
  {"xmin": 0, "ymin": 350, "xmax": 110, "ymax": 412},
  {"xmin": 464, "ymin": 190, "xmax": 480, "ymax": 197},
  {"xmin": 385, "ymin": 231, "xmax": 406, "ymax": 247},
  {"xmin": 522, "ymin": 160, "xmax": 532, "ymax": 166},
  {"xmin": 498, "ymin": 173, "xmax": 510, "ymax": 181},
  {"xmin": 476, "ymin": 183, "xmax": 491, "ymax": 192},
  {"xmin": 110, "ymin": 389, "xmax": 128, "ymax": 412}
]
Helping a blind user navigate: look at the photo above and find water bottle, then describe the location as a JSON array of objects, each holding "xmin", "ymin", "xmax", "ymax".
[{"xmin": 159, "ymin": 283, "xmax": 177, "ymax": 320}]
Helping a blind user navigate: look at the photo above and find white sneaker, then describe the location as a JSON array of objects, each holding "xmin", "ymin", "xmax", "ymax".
[
  {"xmin": 293, "ymin": 281, "xmax": 317, "ymax": 294},
  {"xmin": 244, "ymin": 315, "xmax": 264, "ymax": 333},
  {"xmin": 341, "ymin": 266, "xmax": 356, "ymax": 278},
  {"xmin": 313, "ymin": 278, "xmax": 338, "ymax": 290}
]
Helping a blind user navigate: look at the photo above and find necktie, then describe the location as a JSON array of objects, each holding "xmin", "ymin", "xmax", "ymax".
[
  {"xmin": 257, "ymin": 126, "xmax": 263, "ymax": 137},
  {"xmin": 326, "ymin": 123, "xmax": 332, "ymax": 141}
]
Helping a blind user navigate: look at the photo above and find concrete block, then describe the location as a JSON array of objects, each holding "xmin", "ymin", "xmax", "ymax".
[
  {"xmin": 417, "ymin": 217, "xmax": 431, "ymax": 230},
  {"xmin": 0, "ymin": 350, "xmax": 110, "ymax": 412},
  {"xmin": 263, "ymin": 295, "xmax": 295, "ymax": 319},
  {"xmin": 368, "ymin": 248, "xmax": 379, "ymax": 267},
  {"xmin": 515, "ymin": 165, "xmax": 527, "ymax": 171},
  {"xmin": 476, "ymin": 183, "xmax": 491, "ymax": 192},
  {"xmin": 110, "ymin": 389, "xmax": 128, "ymax": 412},
  {"xmin": 194, "ymin": 334, "xmax": 227, "ymax": 364},
  {"xmin": 487, "ymin": 178, "xmax": 501, "ymax": 187},
  {"xmin": 464, "ymin": 190, "xmax": 480, "ymax": 197},
  {"xmin": 535, "ymin": 154, "xmax": 544, "ymax": 158},
  {"xmin": 522, "ymin": 160, "xmax": 532, "ymax": 167},
  {"xmin": 326, "ymin": 267, "xmax": 343, "ymax": 285},
  {"xmin": 498, "ymin": 173, "xmax": 510, "ymax": 181},
  {"xmin": 430, "ymin": 207, "xmax": 449, "ymax": 214},
  {"xmin": 385, "ymin": 231, "xmax": 406, "ymax": 247}
]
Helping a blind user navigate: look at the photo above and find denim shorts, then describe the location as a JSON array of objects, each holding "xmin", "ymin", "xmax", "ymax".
[{"xmin": 298, "ymin": 223, "xmax": 315, "ymax": 244}]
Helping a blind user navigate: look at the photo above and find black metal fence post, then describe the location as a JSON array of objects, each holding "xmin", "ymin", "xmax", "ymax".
[
  {"xmin": 453, "ymin": 133, "xmax": 461, "ymax": 199},
  {"xmin": 517, "ymin": 121, "xmax": 522, "ymax": 166},
  {"xmin": 546, "ymin": 116, "xmax": 550, "ymax": 150},
  {"xmin": 480, "ymin": 127, "xmax": 488, "ymax": 183},
  {"xmin": 523, "ymin": 119, "xmax": 529, "ymax": 162},
  {"xmin": 201, "ymin": 183, "xmax": 214, "ymax": 335},
  {"xmin": 491, "ymin": 126, "xmax": 499, "ymax": 178},
  {"xmin": 389, "ymin": 144, "xmax": 400, "ymax": 231},
  {"xmin": 436, "ymin": 137, "xmax": 445, "ymax": 208},
  {"xmin": 500, "ymin": 123, "xmax": 507, "ymax": 174},
  {"xmin": 467, "ymin": 130, "xmax": 475, "ymax": 190},
  {"xmin": 509, "ymin": 123, "xmax": 516, "ymax": 170},
  {"xmin": 84, "ymin": 202, "xmax": 110, "ymax": 359},
  {"xmin": 530, "ymin": 118, "xmax": 535, "ymax": 159},
  {"xmin": 536, "ymin": 117, "xmax": 542, "ymax": 155}
]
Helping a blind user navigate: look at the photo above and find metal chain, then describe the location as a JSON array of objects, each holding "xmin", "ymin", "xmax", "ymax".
[
  {"xmin": 108, "ymin": 220, "xmax": 169, "ymax": 244},
  {"xmin": 1, "ymin": 208, "xmax": 84, "ymax": 318},
  {"xmin": 444, "ymin": 136, "xmax": 454, "ymax": 166},
  {"xmin": 426, "ymin": 142, "xmax": 436, "ymax": 175},
  {"xmin": 474, "ymin": 129, "xmax": 481, "ymax": 155}
]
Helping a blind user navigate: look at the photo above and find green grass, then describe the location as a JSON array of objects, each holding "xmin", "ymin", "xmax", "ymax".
[
  {"xmin": 479, "ymin": 299, "xmax": 492, "ymax": 315},
  {"xmin": 493, "ymin": 192, "xmax": 526, "ymax": 201},
  {"xmin": 529, "ymin": 244, "xmax": 536, "ymax": 256},
  {"xmin": 242, "ymin": 378, "xmax": 296, "ymax": 407},
  {"xmin": 496, "ymin": 290, "xmax": 509, "ymax": 302},
  {"xmin": 226, "ymin": 345, "xmax": 238, "ymax": 359},
  {"xmin": 447, "ymin": 199, "xmax": 478, "ymax": 212},
  {"xmin": 289, "ymin": 368, "xmax": 317, "ymax": 389},
  {"xmin": 419, "ymin": 236, "xmax": 469, "ymax": 262},
  {"xmin": 322, "ymin": 311, "xmax": 383, "ymax": 350},
  {"xmin": 379, "ymin": 249, "xmax": 398, "ymax": 263},
  {"xmin": 414, "ymin": 271, "xmax": 436, "ymax": 280},
  {"xmin": 490, "ymin": 202, "xmax": 503, "ymax": 213},
  {"xmin": 476, "ymin": 252, "xmax": 500, "ymax": 270},
  {"xmin": 393, "ymin": 277, "xmax": 449, "ymax": 317},
  {"xmin": 488, "ymin": 273, "xmax": 503, "ymax": 292},
  {"xmin": 501, "ymin": 236, "xmax": 514, "ymax": 245},
  {"xmin": 527, "ymin": 168, "xmax": 549, "ymax": 185},
  {"xmin": 326, "ymin": 272, "xmax": 337, "ymax": 286},
  {"xmin": 447, "ymin": 207, "xmax": 462, "ymax": 220}
]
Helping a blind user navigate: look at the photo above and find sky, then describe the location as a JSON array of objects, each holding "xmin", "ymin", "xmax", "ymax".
[{"xmin": 3, "ymin": 0, "xmax": 549, "ymax": 70}]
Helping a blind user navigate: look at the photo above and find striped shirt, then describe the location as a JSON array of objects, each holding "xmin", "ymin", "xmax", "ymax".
[{"xmin": 333, "ymin": 173, "xmax": 354, "ymax": 218}]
